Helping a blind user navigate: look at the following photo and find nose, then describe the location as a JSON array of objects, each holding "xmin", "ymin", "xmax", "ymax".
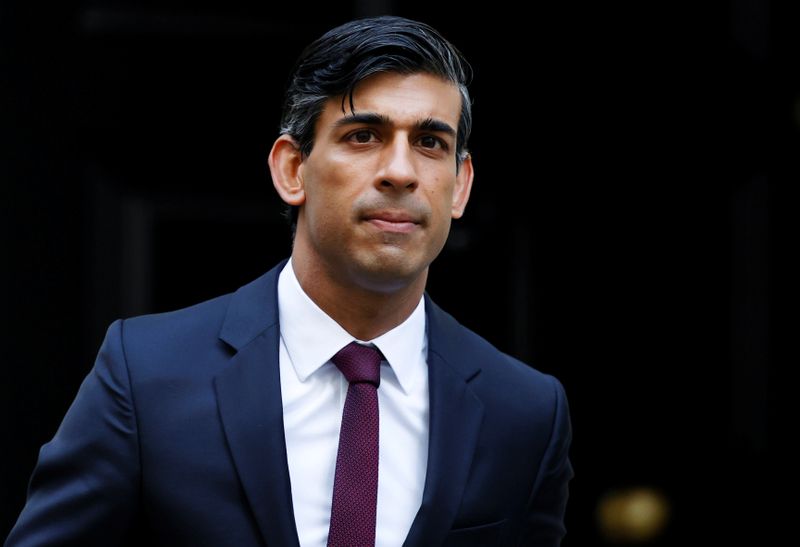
[{"xmin": 376, "ymin": 139, "xmax": 418, "ymax": 191}]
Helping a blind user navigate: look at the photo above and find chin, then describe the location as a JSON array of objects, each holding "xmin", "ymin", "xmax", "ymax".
[{"xmin": 350, "ymin": 253, "xmax": 425, "ymax": 293}]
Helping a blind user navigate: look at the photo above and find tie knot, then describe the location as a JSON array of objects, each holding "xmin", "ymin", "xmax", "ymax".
[{"xmin": 332, "ymin": 342, "xmax": 382, "ymax": 386}]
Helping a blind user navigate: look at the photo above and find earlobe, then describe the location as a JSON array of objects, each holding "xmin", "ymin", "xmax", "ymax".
[
  {"xmin": 268, "ymin": 135, "xmax": 306, "ymax": 206},
  {"xmin": 451, "ymin": 154, "xmax": 474, "ymax": 219}
]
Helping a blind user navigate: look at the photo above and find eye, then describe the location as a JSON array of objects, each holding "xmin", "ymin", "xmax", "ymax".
[
  {"xmin": 418, "ymin": 135, "xmax": 447, "ymax": 150},
  {"xmin": 347, "ymin": 129, "xmax": 376, "ymax": 144}
]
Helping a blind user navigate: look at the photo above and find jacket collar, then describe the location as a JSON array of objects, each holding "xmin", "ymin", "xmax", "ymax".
[
  {"xmin": 218, "ymin": 259, "xmax": 287, "ymax": 351},
  {"xmin": 402, "ymin": 295, "xmax": 485, "ymax": 546},
  {"xmin": 215, "ymin": 260, "xmax": 300, "ymax": 547}
]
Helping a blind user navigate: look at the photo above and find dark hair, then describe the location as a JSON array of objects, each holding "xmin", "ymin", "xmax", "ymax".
[{"xmin": 278, "ymin": 16, "xmax": 473, "ymax": 228}]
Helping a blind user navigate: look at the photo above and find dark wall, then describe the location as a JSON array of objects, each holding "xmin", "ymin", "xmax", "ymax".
[{"xmin": 2, "ymin": 0, "xmax": 786, "ymax": 544}]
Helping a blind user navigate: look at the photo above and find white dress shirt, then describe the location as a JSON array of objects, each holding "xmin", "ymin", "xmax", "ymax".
[{"xmin": 277, "ymin": 260, "xmax": 430, "ymax": 547}]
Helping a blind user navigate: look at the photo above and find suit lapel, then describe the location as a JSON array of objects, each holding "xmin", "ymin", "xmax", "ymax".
[
  {"xmin": 404, "ymin": 297, "xmax": 484, "ymax": 547},
  {"xmin": 214, "ymin": 261, "xmax": 300, "ymax": 547}
]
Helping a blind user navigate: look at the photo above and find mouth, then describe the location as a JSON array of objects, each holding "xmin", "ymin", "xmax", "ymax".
[{"xmin": 363, "ymin": 210, "xmax": 421, "ymax": 234}]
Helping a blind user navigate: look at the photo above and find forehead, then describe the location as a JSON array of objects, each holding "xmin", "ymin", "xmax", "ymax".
[{"xmin": 317, "ymin": 72, "xmax": 462, "ymax": 131}]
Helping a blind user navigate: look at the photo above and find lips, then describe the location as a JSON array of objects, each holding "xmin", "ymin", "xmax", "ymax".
[{"xmin": 363, "ymin": 210, "xmax": 421, "ymax": 234}]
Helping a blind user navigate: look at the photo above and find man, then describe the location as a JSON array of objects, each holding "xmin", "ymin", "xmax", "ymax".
[{"xmin": 6, "ymin": 15, "xmax": 572, "ymax": 547}]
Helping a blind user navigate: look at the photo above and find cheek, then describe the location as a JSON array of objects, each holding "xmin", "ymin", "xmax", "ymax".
[
  {"xmin": 303, "ymin": 168, "xmax": 359, "ymax": 235},
  {"xmin": 306, "ymin": 154, "xmax": 362, "ymax": 198},
  {"xmin": 307, "ymin": 189, "xmax": 346, "ymax": 236},
  {"xmin": 428, "ymin": 178, "xmax": 456, "ymax": 215}
]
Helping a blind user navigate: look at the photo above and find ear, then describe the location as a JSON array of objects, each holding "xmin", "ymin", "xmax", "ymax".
[
  {"xmin": 268, "ymin": 134, "xmax": 306, "ymax": 206},
  {"xmin": 451, "ymin": 154, "xmax": 474, "ymax": 219}
]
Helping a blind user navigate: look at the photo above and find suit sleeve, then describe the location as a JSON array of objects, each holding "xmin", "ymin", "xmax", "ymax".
[
  {"xmin": 519, "ymin": 376, "xmax": 574, "ymax": 547},
  {"xmin": 5, "ymin": 320, "xmax": 141, "ymax": 546}
]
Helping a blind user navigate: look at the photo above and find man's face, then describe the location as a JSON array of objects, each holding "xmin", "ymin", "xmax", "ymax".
[{"xmin": 292, "ymin": 71, "xmax": 473, "ymax": 293}]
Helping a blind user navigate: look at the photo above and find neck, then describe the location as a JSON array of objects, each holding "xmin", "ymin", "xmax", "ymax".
[{"xmin": 291, "ymin": 256, "xmax": 427, "ymax": 341}]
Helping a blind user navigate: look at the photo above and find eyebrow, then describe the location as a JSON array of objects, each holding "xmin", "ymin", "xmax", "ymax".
[{"xmin": 333, "ymin": 112, "xmax": 457, "ymax": 138}]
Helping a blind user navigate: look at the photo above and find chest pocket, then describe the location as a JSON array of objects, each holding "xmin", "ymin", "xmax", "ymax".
[{"xmin": 441, "ymin": 518, "xmax": 508, "ymax": 546}]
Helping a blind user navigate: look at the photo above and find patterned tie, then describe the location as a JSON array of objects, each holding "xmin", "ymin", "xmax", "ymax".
[{"xmin": 327, "ymin": 341, "xmax": 382, "ymax": 547}]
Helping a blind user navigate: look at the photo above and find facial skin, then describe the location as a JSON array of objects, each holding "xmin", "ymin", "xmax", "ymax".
[{"xmin": 270, "ymin": 72, "xmax": 473, "ymax": 338}]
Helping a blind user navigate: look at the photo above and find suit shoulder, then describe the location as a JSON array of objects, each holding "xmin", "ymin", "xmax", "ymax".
[
  {"xmin": 105, "ymin": 292, "xmax": 239, "ymax": 378},
  {"xmin": 121, "ymin": 292, "xmax": 233, "ymax": 347},
  {"xmin": 465, "ymin": 326, "xmax": 560, "ymax": 394},
  {"xmin": 109, "ymin": 265, "xmax": 283, "ymax": 377},
  {"xmin": 118, "ymin": 263, "xmax": 283, "ymax": 352},
  {"xmin": 427, "ymin": 299, "xmax": 565, "ymax": 402}
]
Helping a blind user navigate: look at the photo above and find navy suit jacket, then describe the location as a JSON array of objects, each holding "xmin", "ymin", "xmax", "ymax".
[{"xmin": 6, "ymin": 261, "xmax": 573, "ymax": 546}]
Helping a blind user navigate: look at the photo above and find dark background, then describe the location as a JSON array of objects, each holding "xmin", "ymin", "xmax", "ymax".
[{"xmin": 1, "ymin": 0, "xmax": 792, "ymax": 544}]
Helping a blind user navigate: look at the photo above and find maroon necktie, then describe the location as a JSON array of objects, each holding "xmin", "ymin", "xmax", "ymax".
[{"xmin": 327, "ymin": 342, "xmax": 382, "ymax": 547}]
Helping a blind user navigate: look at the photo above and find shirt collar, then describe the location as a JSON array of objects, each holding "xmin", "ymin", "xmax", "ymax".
[
  {"xmin": 278, "ymin": 259, "xmax": 426, "ymax": 394},
  {"xmin": 370, "ymin": 297, "xmax": 426, "ymax": 395}
]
